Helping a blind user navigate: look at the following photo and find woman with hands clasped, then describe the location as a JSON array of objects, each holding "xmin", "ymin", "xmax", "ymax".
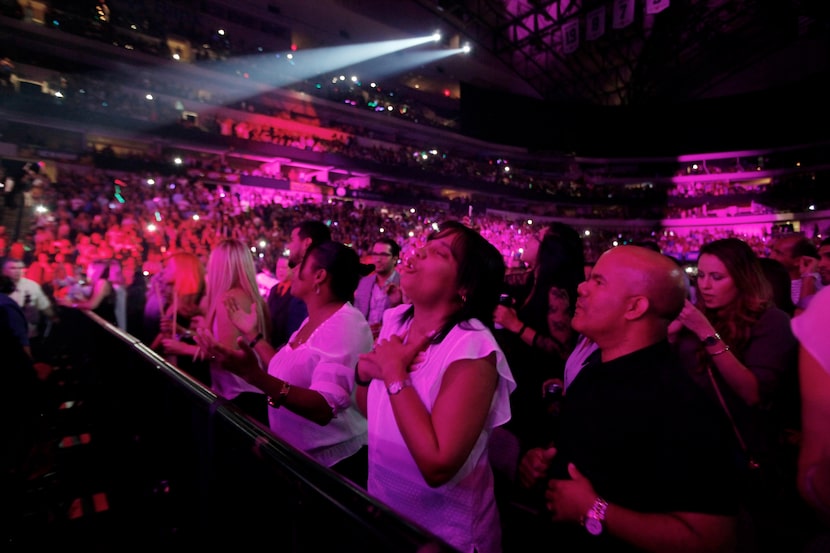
[
  {"xmin": 195, "ymin": 240, "xmax": 374, "ymax": 486},
  {"xmin": 354, "ymin": 221, "xmax": 516, "ymax": 553}
]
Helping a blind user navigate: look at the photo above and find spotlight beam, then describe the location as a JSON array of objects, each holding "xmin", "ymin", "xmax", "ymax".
[
  {"xmin": 65, "ymin": 34, "xmax": 450, "ymax": 140},
  {"xmin": 220, "ymin": 35, "xmax": 441, "ymax": 89}
]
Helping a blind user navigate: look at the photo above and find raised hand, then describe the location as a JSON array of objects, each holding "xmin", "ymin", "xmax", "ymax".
[
  {"xmin": 159, "ymin": 316, "xmax": 188, "ymax": 338},
  {"xmin": 493, "ymin": 304, "xmax": 521, "ymax": 333},
  {"xmin": 673, "ymin": 298, "xmax": 716, "ymax": 341},
  {"xmin": 193, "ymin": 327, "xmax": 261, "ymax": 381},
  {"xmin": 159, "ymin": 337, "xmax": 197, "ymax": 357},
  {"xmin": 223, "ymin": 296, "xmax": 257, "ymax": 336}
]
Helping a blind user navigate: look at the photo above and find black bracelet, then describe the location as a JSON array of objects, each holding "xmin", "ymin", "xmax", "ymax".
[
  {"xmin": 518, "ymin": 323, "xmax": 528, "ymax": 337},
  {"xmin": 248, "ymin": 332, "xmax": 264, "ymax": 349},
  {"xmin": 354, "ymin": 364, "xmax": 372, "ymax": 386},
  {"xmin": 531, "ymin": 331, "xmax": 540, "ymax": 349}
]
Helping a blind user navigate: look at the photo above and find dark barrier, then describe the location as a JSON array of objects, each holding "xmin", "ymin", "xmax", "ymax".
[{"xmin": 62, "ymin": 308, "xmax": 456, "ymax": 552}]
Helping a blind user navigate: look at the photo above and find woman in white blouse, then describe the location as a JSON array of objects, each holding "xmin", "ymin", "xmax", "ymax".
[
  {"xmin": 355, "ymin": 221, "xmax": 515, "ymax": 553},
  {"xmin": 197, "ymin": 240, "xmax": 373, "ymax": 485}
]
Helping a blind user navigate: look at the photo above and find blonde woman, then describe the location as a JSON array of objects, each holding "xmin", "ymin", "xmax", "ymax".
[{"xmin": 203, "ymin": 239, "xmax": 271, "ymax": 423}]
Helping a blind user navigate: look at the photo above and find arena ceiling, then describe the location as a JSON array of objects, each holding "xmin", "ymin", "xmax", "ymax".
[{"xmin": 303, "ymin": 0, "xmax": 830, "ymax": 107}]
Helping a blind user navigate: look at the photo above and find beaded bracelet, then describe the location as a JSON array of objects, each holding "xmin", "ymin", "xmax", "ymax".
[{"xmin": 248, "ymin": 332, "xmax": 264, "ymax": 349}]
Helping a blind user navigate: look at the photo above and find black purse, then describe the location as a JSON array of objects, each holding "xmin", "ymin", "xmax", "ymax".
[
  {"xmin": 707, "ymin": 366, "xmax": 761, "ymax": 472},
  {"xmin": 705, "ymin": 366, "xmax": 792, "ymax": 508}
]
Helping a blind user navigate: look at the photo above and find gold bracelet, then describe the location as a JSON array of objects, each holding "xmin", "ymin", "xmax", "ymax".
[
  {"xmin": 267, "ymin": 379, "xmax": 291, "ymax": 408},
  {"xmin": 709, "ymin": 345, "xmax": 731, "ymax": 357}
]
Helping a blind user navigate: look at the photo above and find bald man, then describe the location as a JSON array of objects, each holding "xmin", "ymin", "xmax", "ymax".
[{"xmin": 515, "ymin": 246, "xmax": 739, "ymax": 552}]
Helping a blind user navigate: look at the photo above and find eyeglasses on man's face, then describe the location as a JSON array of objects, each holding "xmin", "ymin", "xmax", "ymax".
[{"xmin": 371, "ymin": 252, "xmax": 394, "ymax": 257}]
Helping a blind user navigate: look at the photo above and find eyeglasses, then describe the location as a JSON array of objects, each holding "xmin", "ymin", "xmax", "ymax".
[{"xmin": 371, "ymin": 252, "xmax": 394, "ymax": 257}]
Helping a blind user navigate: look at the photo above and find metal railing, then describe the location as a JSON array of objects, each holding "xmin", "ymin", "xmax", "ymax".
[{"xmin": 64, "ymin": 308, "xmax": 455, "ymax": 552}]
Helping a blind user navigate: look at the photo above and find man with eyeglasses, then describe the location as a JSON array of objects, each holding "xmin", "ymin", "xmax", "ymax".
[{"xmin": 354, "ymin": 237, "xmax": 403, "ymax": 338}]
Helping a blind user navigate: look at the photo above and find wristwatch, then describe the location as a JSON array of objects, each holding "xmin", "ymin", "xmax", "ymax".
[
  {"xmin": 702, "ymin": 332, "xmax": 722, "ymax": 347},
  {"xmin": 583, "ymin": 497, "xmax": 608, "ymax": 536},
  {"xmin": 387, "ymin": 378, "xmax": 412, "ymax": 395}
]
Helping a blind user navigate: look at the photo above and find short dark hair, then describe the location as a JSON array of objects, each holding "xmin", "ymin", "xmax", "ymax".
[
  {"xmin": 758, "ymin": 257, "xmax": 796, "ymax": 316},
  {"xmin": 0, "ymin": 274, "xmax": 14, "ymax": 294},
  {"xmin": 304, "ymin": 241, "xmax": 373, "ymax": 303},
  {"xmin": 294, "ymin": 220, "xmax": 331, "ymax": 247},
  {"xmin": 791, "ymin": 236, "xmax": 818, "ymax": 259},
  {"xmin": 1, "ymin": 256, "xmax": 23, "ymax": 270},
  {"xmin": 374, "ymin": 237, "xmax": 401, "ymax": 258}
]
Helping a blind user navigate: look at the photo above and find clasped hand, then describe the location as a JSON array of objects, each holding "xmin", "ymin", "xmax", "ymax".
[
  {"xmin": 193, "ymin": 328, "xmax": 261, "ymax": 381},
  {"xmin": 518, "ymin": 447, "xmax": 599, "ymax": 525},
  {"xmin": 493, "ymin": 304, "xmax": 520, "ymax": 332},
  {"xmin": 545, "ymin": 463, "xmax": 600, "ymax": 524},
  {"xmin": 357, "ymin": 332, "xmax": 432, "ymax": 383}
]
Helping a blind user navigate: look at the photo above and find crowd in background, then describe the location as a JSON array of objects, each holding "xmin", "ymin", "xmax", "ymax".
[
  {"xmin": 2, "ymin": 7, "xmax": 830, "ymax": 551},
  {"xmin": 2, "ymin": 153, "xmax": 830, "ymax": 551}
]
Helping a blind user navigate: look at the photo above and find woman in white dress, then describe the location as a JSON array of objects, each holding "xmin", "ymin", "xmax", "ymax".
[{"xmin": 355, "ymin": 221, "xmax": 516, "ymax": 553}]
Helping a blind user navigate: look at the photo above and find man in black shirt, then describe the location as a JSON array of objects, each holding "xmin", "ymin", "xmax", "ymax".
[{"xmin": 517, "ymin": 245, "xmax": 739, "ymax": 552}]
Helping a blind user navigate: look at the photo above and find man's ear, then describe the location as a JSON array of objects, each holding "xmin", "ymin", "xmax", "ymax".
[{"xmin": 624, "ymin": 295, "xmax": 649, "ymax": 321}]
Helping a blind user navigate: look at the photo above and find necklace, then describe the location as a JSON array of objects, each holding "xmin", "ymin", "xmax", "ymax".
[
  {"xmin": 402, "ymin": 323, "xmax": 442, "ymax": 370},
  {"xmin": 290, "ymin": 303, "xmax": 343, "ymax": 348},
  {"xmin": 403, "ymin": 319, "xmax": 442, "ymax": 347}
]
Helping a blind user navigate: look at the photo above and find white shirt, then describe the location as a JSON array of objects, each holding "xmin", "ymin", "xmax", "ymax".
[
  {"xmin": 267, "ymin": 302, "xmax": 373, "ymax": 467},
  {"xmin": 9, "ymin": 276, "xmax": 52, "ymax": 337},
  {"xmin": 8, "ymin": 276, "xmax": 51, "ymax": 311},
  {"xmin": 563, "ymin": 334, "xmax": 600, "ymax": 390},
  {"xmin": 792, "ymin": 285, "xmax": 830, "ymax": 374},
  {"xmin": 366, "ymin": 304, "xmax": 515, "ymax": 553}
]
